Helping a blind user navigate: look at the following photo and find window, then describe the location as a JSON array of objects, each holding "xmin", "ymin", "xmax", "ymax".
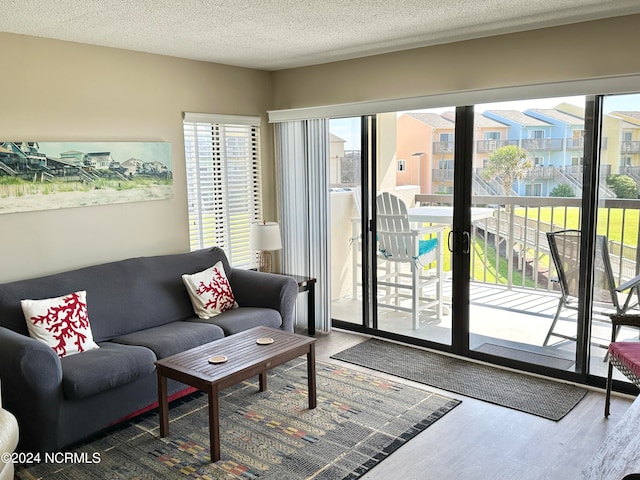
[
  {"xmin": 440, "ymin": 133, "xmax": 454, "ymax": 142},
  {"xmin": 484, "ymin": 131, "xmax": 501, "ymax": 140},
  {"xmin": 397, "ymin": 159, "xmax": 406, "ymax": 172},
  {"xmin": 531, "ymin": 130, "xmax": 545, "ymax": 139},
  {"xmin": 183, "ymin": 113, "xmax": 262, "ymax": 268},
  {"xmin": 439, "ymin": 159, "xmax": 454, "ymax": 169},
  {"xmin": 525, "ymin": 183, "xmax": 542, "ymax": 196}
]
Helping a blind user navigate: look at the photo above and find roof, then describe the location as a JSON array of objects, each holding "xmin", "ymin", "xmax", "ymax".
[
  {"xmin": 527, "ymin": 109, "xmax": 584, "ymax": 125},
  {"xmin": 485, "ymin": 110, "xmax": 552, "ymax": 127},
  {"xmin": 405, "ymin": 112, "xmax": 454, "ymax": 129},
  {"xmin": 476, "ymin": 113, "xmax": 509, "ymax": 128}
]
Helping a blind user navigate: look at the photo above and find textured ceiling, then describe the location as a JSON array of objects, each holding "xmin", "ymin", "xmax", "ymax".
[{"xmin": 2, "ymin": 0, "xmax": 640, "ymax": 71}]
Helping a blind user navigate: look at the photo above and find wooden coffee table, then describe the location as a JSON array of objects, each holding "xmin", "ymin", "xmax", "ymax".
[{"xmin": 155, "ymin": 326, "xmax": 317, "ymax": 462}]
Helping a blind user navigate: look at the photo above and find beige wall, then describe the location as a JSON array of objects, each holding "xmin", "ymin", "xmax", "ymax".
[
  {"xmin": 4, "ymin": 13, "xmax": 640, "ymax": 284},
  {"xmin": 271, "ymin": 15, "xmax": 640, "ymax": 111},
  {"xmin": 0, "ymin": 33, "xmax": 272, "ymax": 283}
]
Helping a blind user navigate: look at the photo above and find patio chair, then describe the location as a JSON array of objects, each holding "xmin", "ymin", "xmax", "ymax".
[
  {"xmin": 375, "ymin": 192, "xmax": 444, "ymax": 330},
  {"xmin": 545, "ymin": 229, "xmax": 640, "ymax": 347},
  {"xmin": 605, "ymin": 313, "xmax": 640, "ymax": 417}
]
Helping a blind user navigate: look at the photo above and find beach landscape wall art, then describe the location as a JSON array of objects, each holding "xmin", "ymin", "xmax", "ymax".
[{"xmin": 0, "ymin": 141, "xmax": 172, "ymax": 215}]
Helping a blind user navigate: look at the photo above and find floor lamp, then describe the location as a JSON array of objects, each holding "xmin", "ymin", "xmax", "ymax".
[{"xmin": 249, "ymin": 222, "xmax": 282, "ymax": 273}]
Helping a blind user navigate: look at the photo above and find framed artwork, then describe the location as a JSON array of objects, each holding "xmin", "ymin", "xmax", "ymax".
[{"xmin": 0, "ymin": 141, "xmax": 172, "ymax": 214}]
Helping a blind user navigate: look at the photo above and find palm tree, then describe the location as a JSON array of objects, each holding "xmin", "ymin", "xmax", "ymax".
[{"xmin": 482, "ymin": 145, "xmax": 533, "ymax": 196}]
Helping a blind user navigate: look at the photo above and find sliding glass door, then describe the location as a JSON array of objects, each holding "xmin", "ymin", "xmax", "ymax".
[
  {"xmin": 328, "ymin": 92, "xmax": 640, "ymax": 387},
  {"xmin": 329, "ymin": 117, "xmax": 363, "ymax": 327},
  {"xmin": 466, "ymin": 96, "xmax": 590, "ymax": 373},
  {"xmin": 373, "ymin": 109, "xmax": 455, "ymax": 345},
  {"xmin": 592, "ymin": 92, "xmax": 640, "ymax": 381}
]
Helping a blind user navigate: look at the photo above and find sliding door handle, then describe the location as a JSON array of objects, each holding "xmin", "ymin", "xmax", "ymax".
[
  {"xmin": 463, "ymin": 231, "xmax": 470, "ymax": 254},
  {"xmin": 447, "ymin": 230, "xmax": 454, "ymax": 253}
]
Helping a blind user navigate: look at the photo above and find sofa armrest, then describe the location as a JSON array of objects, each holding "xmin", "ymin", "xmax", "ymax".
[
  {"xmin": 0, "ymin": 326, "xmax": 63, "ymax": 452},
  {"xmin": 230, "ymin": 269, "xmax": 299, "ymax": 332}
]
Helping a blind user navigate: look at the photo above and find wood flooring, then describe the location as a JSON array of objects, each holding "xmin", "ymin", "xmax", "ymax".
[{"xmin": 310, "ymin": 328, "xmax": 635, "ymax": 480}]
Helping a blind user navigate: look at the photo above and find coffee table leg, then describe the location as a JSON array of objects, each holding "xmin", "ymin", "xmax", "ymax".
[
  {"xmin": 157, "ymin": 371, "xmax": 169, "ymax": 437},
  {"xmin": 208, "ymin": 384, "xmax": 220, "ymax": 462},
  {"xmin": 259, "ymin": 372, "xmax": 267, "ymax": 392},
  {"xmin": 307, "ymin": 343, "xmax": 317, "ymax": 409}
]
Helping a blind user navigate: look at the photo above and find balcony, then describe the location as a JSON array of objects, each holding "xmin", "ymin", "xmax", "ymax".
[
  {"xmin": 433, "ymin": 141, "xmax": 455, "ymax": 155},
  {"xmin": 622, "ymin": 141, "xmax": 640, "ymax": 153},
  {"xmin": 521, "ymin": 166, "xmax": 557, "ymax": 180},
  {"xmin": 330, "ymin": 191, "xmax": 640, "ymax": 381},
  {"xmin": 476, "ymin": 139, "xmax": 518, "ymax": 153},
  {"xmin": 471, "ymin": 136, "xmax": 608, "ymax": 154},
  {"xmin": 521, "ymin": 138, "xmax": 564, "ymax": 151}
]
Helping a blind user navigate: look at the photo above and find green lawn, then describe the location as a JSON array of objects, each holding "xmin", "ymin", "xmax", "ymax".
[
  {"xmin": 471, "ymin": 237, "xmax": 538, "ymax": 287},
  {"xmin": 516, "ymin": 206, "xmax": 639, "ymax": 248},
  {"xmin": 421, "ymin": 227, "xmax": 537, "ymax": 287}
]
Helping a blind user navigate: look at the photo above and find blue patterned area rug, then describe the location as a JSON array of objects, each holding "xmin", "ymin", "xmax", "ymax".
[{"xmin": 16, "ymin": 360, "xmax": 460, "ymax": 480}]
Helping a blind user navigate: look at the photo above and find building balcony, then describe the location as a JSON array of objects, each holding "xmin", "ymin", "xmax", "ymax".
[
  {"xmin": 330, "ymin": 190, "xmax": 640, "ymax": 383},
  {"xmin": 622, "ymin": 141, "xmax": 640, "ymax": 154}
]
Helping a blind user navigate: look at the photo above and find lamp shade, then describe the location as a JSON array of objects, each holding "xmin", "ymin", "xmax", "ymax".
[{"xmin": 249, "ymin": 222, "xmax": 282, "ymax": 251}]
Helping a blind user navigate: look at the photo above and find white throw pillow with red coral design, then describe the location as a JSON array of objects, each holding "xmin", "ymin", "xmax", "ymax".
[
  {"xmin": 21, "ymin": 290, "xmax": 99, "ymax": 358},
  {"xmin": 182, "ymin": 262, "xmax": 239, "ymax": 319}
]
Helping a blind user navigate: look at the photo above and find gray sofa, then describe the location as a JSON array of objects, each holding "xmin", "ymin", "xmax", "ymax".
[{"xmin": 0, "ymin": 247, "xmax": 298, "ymax": 453}]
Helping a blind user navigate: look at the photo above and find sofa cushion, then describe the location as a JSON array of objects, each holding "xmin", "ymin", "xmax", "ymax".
[
  {"xmin": 188, "ymin": 307, "xmax": 281, "ymax": 335},
  {"xmin": 61, "ymin": 342, "xmax": 156, "ymax": 400},
  {"xmin": 21, "ymin": 290, "xmax": 99, "ymax": 358},
  {"xmin": 109, "ymin": 321, "xmax": 224, "ymax": 359},
  {"xmin": 182, "ymin": 261, "xmax": 238, "ymax": 319}
]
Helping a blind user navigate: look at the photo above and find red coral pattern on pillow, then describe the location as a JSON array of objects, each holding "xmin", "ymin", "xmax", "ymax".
[
  {"xmin": 196, "ymin": 267, "xmax": 236, "ymax": 313},
  {"xmin": 182, "ymin": 262, "xmax": 238, "ymax": 319},
  {"xmin": 21, "ymin": 290, "xmax": 99, "ymax": 358}
]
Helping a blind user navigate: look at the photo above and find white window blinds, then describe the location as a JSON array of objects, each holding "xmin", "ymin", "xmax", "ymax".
[{"xmin": 183, "ymin": 113, "xmax": 262, "ymax": 268}]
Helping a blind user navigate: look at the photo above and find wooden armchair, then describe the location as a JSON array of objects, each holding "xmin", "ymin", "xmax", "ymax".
[{"xmin": 605, "ymin": 313, "xmax": 640, "ymax": 417}]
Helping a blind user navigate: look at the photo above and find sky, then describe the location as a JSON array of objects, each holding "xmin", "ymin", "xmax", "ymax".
[{"xmin": 330, "ymin": 93, "xmax": 640, "ymax": 150}]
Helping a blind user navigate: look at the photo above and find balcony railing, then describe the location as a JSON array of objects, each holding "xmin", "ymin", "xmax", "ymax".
[
  {"xmin": 331, "ymin": 190, "xmax": 640, "ymax": 308},
  {"xmin": 467, "ymin": 136, "xmax": 610, "ymax": 154},
  {"xmin": 432, "ymin": 168, "xmax": 455, "ymax": 181},
  {"xmin": 620, "ymin": 165, "xmax": 640, "ymax": 176},
  {"xmin": 433, "ymin": 165, "xmax": 614, "ymax": 192},
  {"xmin": 414, "ymin": 194, "xmax": 640, "ymax": 291},
  {"xmin": 521, "ymin": 138, "xmax": 564, "ymax": 151},
  {"xmin": 622, "ymin": 141, "xmax": 640, "ymax": 154},
  {"xmin": 433, "ymin": 141, "xmax": 455, "ymax": 155},
  {"xmin": 522, "ymin": 166, "xmax": 557, "ymax": 180},
  {"xmin": 476, "ymin": 139, "xmax": 518, "ymax": 153}
]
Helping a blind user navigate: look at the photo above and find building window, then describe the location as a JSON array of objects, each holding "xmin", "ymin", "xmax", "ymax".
[
  {"xmin": 484, "ymin": 131, "xmax": 501, "ymax": 140},
  {"xmin": 397, "ymin": 159, "xmax": 406, "ymax": 172},
  {"xmin": 531, "ymin": 129, "xmax": 545, "ymax": 139},
  {"xmin": 525, "ymin": 183, "xmax": 542, "ymax": 196},
  {"xmin": 183, "ymin": 113, "xmax": 262, "ymax": 268}
]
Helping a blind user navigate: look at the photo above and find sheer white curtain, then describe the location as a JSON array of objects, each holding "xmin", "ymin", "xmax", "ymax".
[{"xmin": 275, "ymin": 119, "xmax": 331, "ymax": 333}]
